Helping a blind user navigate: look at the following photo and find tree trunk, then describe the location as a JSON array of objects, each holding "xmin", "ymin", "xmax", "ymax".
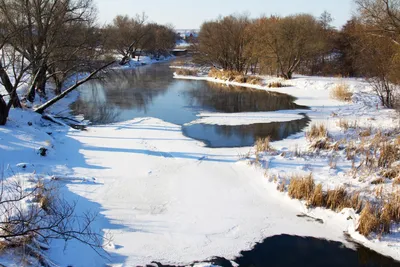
[
  {"xmin": 0, "ymin": 63, "xmax": 21, "ymax": 108},
  {"xmin": 27, "ymin": 67, "xmax": 40, "ymax": 102},
  {"xmin": 0, "ymin": 96, "xmax": 8, "ymax": 125},
  {"xmin": 35, "ymin": 65, "xmax": 47, "ymax": 96}
]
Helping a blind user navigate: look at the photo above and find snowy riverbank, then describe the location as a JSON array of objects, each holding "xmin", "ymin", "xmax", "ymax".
[
  {"xmin": 174, "ymin": 73, "xmax": 400, "ymax": 261},
  {"xmin": 1, "ymin": 66, "xmax": 400, "ymax": 265}
]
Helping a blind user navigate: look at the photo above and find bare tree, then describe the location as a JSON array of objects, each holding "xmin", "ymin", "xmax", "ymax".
[
  {"xmin": 106, "ymin": 14, "xmax": 148, "ymax": 65},
  {"xmin": 355, "ymin": 0, "xmax": 400, "ymax": 107},
  {"xmin": 257, "ymin": 15, "xmax": 324, "ymax": 79},
  {"xmin": 356, "ymin": 0, "xmax": 400, "ymax": 45},
  {"xmin": 0, "ymin": 0, "xmax": 97, "ymax": 102},
  {"xmin": 196, "ymin": 15, "xmax": 253, "ymax": 73},
  {"xmin": 141, "ymin": 23, "xmax": 176, "ymax": 59},
  {"xmin": 0, "ymin": 27, "xmax": 32, "ymax": 125}
]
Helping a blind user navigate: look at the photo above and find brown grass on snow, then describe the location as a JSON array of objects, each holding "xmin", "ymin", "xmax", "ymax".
[
  {"xmin": 306, "ymin": 124, "xmax": 328, "ymax": 141},
  {"xmin": 175, "ymin": 69, "xmax": 198, "ymax": 76},
  {"xmin": 268, "ymin": 82, "xmax": 284, "ymax": 88},
  {"xmin": 330, "ymin": 83, "xmax": 353, "ymax": 102},
  {"xmin": 288, "ymin": 173, "xmax": 315, "ymax": 200},
  {"xmin": 358, "ymin": 202, "xmax": 379, "ymax": 236},
  {"xmin": 255, "ymin": 137, "xmax": 273, "ymax": 153}
]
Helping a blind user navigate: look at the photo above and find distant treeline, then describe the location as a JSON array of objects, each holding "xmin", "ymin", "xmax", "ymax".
[{"xmin": 193, "ymin": 0, "xmax": 400, "ymax": 108}]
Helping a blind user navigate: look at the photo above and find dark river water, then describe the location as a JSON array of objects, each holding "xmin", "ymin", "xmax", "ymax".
[
  {"xmin": 71, "ymin": 62, "xmax": 309, "ymax": 147},
  {"xmin": 167, "ymin": 235, "xmax": 400, "ymax": 267},
  {"xmin": 71, "ymin": 61, "xmax": 400, "ymax": 265}
]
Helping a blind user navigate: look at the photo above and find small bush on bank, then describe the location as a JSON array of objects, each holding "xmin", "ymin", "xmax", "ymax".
[{"xmin": 331, "ymin": 83, "xmax": 353, "ymax": 102}]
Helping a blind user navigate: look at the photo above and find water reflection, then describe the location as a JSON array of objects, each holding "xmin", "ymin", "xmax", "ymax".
[
  {"xmin": 71, "ymin": 63, "xmax": 310, "ymax": 147},
  {"xmin": 183, "ymin": 115, "xmax": 310, "ymax": 147},
  {"xmin": 185, "ymin": 82, "xmax": 308, "ymax": 113}
]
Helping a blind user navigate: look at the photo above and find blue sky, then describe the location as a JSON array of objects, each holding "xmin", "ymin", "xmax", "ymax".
[{"xmin": 95, "ymin": 0, "xmax": 355, "ymax": 29}]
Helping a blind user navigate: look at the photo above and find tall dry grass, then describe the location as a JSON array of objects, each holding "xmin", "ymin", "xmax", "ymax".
[
  {"xmin": 175, "ymin": 69, "xmax": 198, "ymax": 76},
  {"xmin": 330, "ymin": 83, "xmax": 353, "ymax": 102},
  {"xmin": 306, "ymin": 123, "xmax": 328, "ymax": 141},
  {"xmin": 288, "ymin": 174, "xmax": 315, "ymax": 200}
]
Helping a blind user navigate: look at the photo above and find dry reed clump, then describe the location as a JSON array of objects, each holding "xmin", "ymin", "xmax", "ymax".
[
  {"xmin": 310, "ymin": 138, "xmax": 331, "ymax": 150},
  {"xmin": 393, "ymin": 177, "xmax": 400, "ymax": 185},
  {"xmin": 330, "ymin": 83, "xmax": 353, "ymax": 102},
  {"xmin": 338, "ymin": 118, "xmax": 349, "ymax": 130},
  {"xmin": 385, "ymin": 194, "xmax": 400, "ymax": 222},
  {"xmin": 378, "ymin": 142, "xmax": 400, "ymax": 168},
  {"xmin": 337, "ymin": 119, "xmax": 358, "ymax": 131},
  {"xmin": 360, "ymin": 128, "xmax": 372, "ymax": 137},
  {"xmin": 357, "ymin": 202, "xmax": 380, "ymax": 236},
  {"xmin": 248, "ymin": 77, "xmax": 263, "ymax": 85},
  {"xmin": 288, "ymin": 173, "xmax": 315, "ymax": 200},
  {"xmin": 306, "ymin": 124, "xmax": 328, "ymax": 141},
  {"xmin": 255, "ymin": 137, "xmax": 274, "ymax": 153},
  {"xmin": 308, "ymin": 184, "xmax": 325, "ymax": 207},
  {"xmin": 233, "ymin": 75, "xmax": 248, "ymax": 83},
  {"xmin": 208, "ymin": 68, "xmax": 240, "ymax": 81},
  {"xmin": 371, "ymin": 177, "xmax": 386, "ymax": 185},
  {"xmin": 380, "ymin": 167, "xmax": 400, "ymax": 179},
  {"xmin": 33, "ymin": 181, "xmax": 53, "ymax": 213},
  {"xmin": 268, "ymin": 82, "xmax": 284, "ymax": 88},
  {"xmin": 284, "ymin": 174, "xmax": 400, "ymax": 237},
  {"xmin": 175, "ymin": 69, "xmax": 198, "ymax": 76},
  {"xmin": 395, "ymin": 135, "xmax": 400, "ymax": 146},
  {"xmin": 172, "ymin": 60, "xmax": 185, "ymax": 66},
  {"xmin": 326, "ymin": 187, "xmax": 348, "ymax": 211}
]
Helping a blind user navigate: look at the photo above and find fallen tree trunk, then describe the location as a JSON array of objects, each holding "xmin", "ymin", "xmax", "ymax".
[{"xmin": 34, "ymin": 61, "xmax": 115, "ymax": 114}]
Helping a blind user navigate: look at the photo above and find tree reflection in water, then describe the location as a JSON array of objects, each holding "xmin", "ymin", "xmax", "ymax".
[
  {"xmin": 71, "ymin": 63, "xmax": 311, "ymax": 146},
  {"xmin": 184, "ymin": 82, "xmax": 308, "ymax": 113}
]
